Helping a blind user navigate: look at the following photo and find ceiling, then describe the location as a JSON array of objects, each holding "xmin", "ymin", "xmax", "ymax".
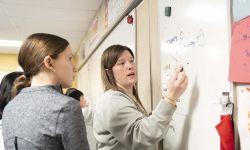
[{"xmin": 0, "ymin": 0, "xmax": 102, "ymax": 54}]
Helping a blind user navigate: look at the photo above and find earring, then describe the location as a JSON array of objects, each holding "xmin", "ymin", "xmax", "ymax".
[{"xmin": 51, "ymin": 68, "xmax": 56, "ymax": 73}]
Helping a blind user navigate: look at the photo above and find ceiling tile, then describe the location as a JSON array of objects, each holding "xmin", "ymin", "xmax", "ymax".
[{"xmin": 0, "ymin": 0, "xmax": 102, "ymax": 54}]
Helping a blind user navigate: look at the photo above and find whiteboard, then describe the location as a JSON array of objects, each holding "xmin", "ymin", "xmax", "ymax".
[
  {"xmin": 79, "ymin": 10, "xmax": 136, "ymax": 104},
  {"xmin": 158, "ymin": 0, "xmax": 231, "ymax": 149}
]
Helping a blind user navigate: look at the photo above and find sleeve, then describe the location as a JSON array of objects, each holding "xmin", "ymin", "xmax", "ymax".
[
  {"xmin": 105, "ymin": 93, "xmax": 176, "ymax": 149},
  {"xmin": 82, "ymin": 106, "xmax": 94, "ymax": 126},
  {"xmin": 56, "ymin": 100, "xmax": 90, "ymax": 150}
]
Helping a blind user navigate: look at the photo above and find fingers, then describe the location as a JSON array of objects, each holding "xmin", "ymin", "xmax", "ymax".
[
  {"xmin": 168, "ymin": 66, "xmax": 188, "ymax": 92},
  {"xmin": 170, "ymin": 66, "xmax": 183, "ymax": 82},
  {"xmin": 176, "ymin": 71, "xmax": 187, "ymax": 85},
  {"xmin": 176, "ymin": 65, "xmax": 184, "ymax": 72},
  {"xmin": 180, "ymin": 75, "xmax": 188, "ymax": 89},
  {"xmin": 165, "ymin": 66, "xmax": 188, "ymax": 105}
]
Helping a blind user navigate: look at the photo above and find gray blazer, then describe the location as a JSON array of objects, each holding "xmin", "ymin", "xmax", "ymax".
[
  {"xmin": 2, "ymin": 85, "xmax": 89, "ymax": 150},
  {"xmin": 93, "ymin": 90, "xmax": 176, "ymax": 150}
]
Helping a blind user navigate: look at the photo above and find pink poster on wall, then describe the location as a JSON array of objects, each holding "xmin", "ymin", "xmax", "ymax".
[{"xmin": 229, "ymin": 16, "xmax": 250, "ymax": 83}]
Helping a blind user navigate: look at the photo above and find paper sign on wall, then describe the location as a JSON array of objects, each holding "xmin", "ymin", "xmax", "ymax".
[
  {"xmin": 237, "ymin": 86, "xmax": 250, "ymax": 150},
  {"xmin": 229, "ymin": 16, "xmax": 250, "ymax": 83}
]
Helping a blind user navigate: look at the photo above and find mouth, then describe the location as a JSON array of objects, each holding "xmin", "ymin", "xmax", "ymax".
[{"xmin": 127, "ymin": 72, "xmax": 135, "ymax": 77}]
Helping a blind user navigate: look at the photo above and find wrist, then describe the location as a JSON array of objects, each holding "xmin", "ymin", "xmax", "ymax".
[{"xmin": 164, "ymin": 96, "xmax": 177, "ymax": 105}]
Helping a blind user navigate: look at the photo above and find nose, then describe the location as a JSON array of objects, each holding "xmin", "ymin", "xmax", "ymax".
[{"xmin": 126, "ymin": 61, "xmax": 134, "ymax": 70}]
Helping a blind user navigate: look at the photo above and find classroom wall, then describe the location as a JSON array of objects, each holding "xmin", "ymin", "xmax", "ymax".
[
  {"xmin": 76, "ymin": 0, "xmax": 135, "ymax": 66},
  {"xmin": 136, "ymin": 0, "xmax": 160, "ymax": 112},
  {"xmin": 0, "ymin": 53, "xmax": 19, "ymax": 81},
  {"xmin": 136, "ymin": 0, "xmax": 151, "ymax": 111},
  {"xmin": 230, "ymin": 1, "xmax": 250, "ymax": 149},
  {"xmin": 0, "ymin": 53, "xmax": 78, "ymax": 88},
  {"xmin": 0, "ymin": 54, "xmax": 18, "ymax": 71}
]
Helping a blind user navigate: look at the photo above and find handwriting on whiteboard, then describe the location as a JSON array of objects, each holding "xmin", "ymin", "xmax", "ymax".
[{"xmin": 166, "ymin": 29, "xmax": 205, "ymax": 48}]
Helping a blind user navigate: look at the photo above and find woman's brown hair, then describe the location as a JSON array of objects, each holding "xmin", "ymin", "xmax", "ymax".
[
  {"xmin": 101, "ymin": 44, "xmax": 147, "ymax": 115},
  {"xmin": 12, "ymin": 33, "xmax": 69, "ymax": 97}
]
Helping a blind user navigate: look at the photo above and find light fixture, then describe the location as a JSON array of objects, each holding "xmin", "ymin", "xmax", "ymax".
[{"xmin": 0, "ymin": 40, "xmax": 22, "ymax": 47}]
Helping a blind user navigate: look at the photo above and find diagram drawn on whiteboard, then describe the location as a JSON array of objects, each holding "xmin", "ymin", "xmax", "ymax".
[{"xmin": 161, "ymin": 29, "xmax": 205, "ymax": 97}]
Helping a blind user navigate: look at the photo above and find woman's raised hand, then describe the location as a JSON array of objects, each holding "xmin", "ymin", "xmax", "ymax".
[{"xmin": 164, "ymin": 66, "xmax": 188, "ymax": 105}]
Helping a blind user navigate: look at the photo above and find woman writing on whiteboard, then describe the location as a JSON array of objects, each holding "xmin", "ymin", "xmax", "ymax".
[{"xmin": 93, "ymin": 44, "xmax": 188, "ymax": 150}]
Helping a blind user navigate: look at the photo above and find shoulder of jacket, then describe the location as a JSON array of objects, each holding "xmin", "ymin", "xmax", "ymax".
[{"xmin": 105, "ymin": 89, "xmax": 127, "ymax": 98}]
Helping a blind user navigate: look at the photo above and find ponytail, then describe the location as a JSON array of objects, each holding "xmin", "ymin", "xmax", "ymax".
[{"xmin": 11, "ymin": 75, "xmax": 31, "ymax": 98}]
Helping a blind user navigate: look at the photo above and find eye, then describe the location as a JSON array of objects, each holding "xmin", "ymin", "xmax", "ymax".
[
  {"xmin": 118, "ymin": 62, "xmax": 125, "ymax": 65},
  {"xmin": 116, "ymin": 61, "xmax": 125, "ymax": 66}
]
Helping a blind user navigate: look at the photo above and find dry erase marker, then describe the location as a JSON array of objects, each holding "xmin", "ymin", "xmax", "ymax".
[{"xmin": 180, "ymin": 62, "xmax": 189, "ymax": 72}]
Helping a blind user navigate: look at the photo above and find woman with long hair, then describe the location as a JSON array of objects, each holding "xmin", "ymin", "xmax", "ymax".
[
  {"xmin": 93, "ymin": 45, "xmax": 188, "ymax": 150},
  {"xmin": 2, "ymin": 33, "xmax": 89, "ymax": 150}
]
